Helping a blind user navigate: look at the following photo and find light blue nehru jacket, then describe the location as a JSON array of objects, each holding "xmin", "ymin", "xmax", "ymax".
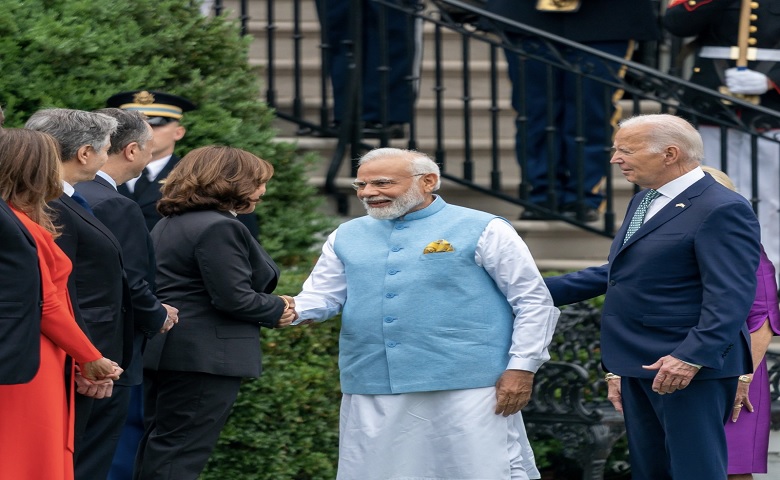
[{"xmin": 333, "ymin": 196, "xmax": 515, "ymax": 395}]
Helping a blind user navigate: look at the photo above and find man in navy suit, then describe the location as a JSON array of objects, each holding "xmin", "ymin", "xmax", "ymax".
[
  {"xmin": 0, "ymin": 198, "xmax": 41, "ymax": 385},
  {"xmin": 545, "ymin": 114, "xmax": 760, "ymax": 479},
  {"xmin": 75, "ymin": 108, "xmax": 178, "ymax": 480},
  {"xmin": 25, "ymin": 108, "xmax": 138, "ymax": 480}
]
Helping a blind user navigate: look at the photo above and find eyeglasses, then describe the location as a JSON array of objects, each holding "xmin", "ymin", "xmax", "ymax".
[{"xmin": 351, "ymin": 174, "xmax": 425, "ymax": 191}]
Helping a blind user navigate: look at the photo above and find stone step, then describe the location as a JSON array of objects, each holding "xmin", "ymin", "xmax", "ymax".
[
  {"xmin": 272, "ymin": 97, "xmax": 517, "ymax": 141},
  {"xmin": 255, "ymin": 57, "xmax": 514, "ymax": 105}
]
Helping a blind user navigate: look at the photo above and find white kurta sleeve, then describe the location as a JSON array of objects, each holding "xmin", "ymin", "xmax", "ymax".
[
  {"xmin": 293, "ymin": 229, "xmax": 348, "ymax": 323},
  {"xmin": 475, "ymin": 218, "xmax": 560, "ymax": 373}
]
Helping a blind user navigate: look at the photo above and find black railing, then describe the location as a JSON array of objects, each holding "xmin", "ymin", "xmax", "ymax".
[{"xmin": 239, "ymin": 0, "xmax": 780, "ymax": 244}]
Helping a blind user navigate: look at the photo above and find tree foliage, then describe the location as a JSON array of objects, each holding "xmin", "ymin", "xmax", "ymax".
[{"xmin": 0, "ymin": 0, "xmax": 334, "ymax": 263}]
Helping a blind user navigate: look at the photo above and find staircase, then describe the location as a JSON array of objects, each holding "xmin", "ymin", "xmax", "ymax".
[{"xmin": 225, "ymin": 0, "xmax": 646, "ymax": 271}]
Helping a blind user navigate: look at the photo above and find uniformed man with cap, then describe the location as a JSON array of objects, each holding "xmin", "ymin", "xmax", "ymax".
[
  {"xmin": 107, "ymin": 90, "xmax": 261, "ymax": 237},
  {"xmin": 665, "ymin": 0, "xmax": 780, "ymax": 278}
]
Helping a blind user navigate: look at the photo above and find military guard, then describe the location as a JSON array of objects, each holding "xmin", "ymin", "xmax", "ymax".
[{"xmin": 665, "ymin": 0, "xmax": 780, "ymax": 275}]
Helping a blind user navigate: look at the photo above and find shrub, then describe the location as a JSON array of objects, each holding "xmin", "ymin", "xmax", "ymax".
[{"xmin": 0, "ymin": 0, "xmax": 334, "ymax": 263}]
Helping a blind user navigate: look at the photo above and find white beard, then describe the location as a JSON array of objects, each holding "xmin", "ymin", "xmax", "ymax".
[{"xmin": 362, "ymin": 186, "xmax": 426, "ymax": 220}]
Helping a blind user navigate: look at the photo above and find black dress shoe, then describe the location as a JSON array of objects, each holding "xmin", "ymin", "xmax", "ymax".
[
  {"xmin": 562, "ymin": 204, "xmax": 600, "ymax": 222},
  {"xmin": 519, "ymin": 209, "xmax": 556, "ymax": 220},
  {"xmin": 362, "ymin": 122, "xmax": 405, "ymax": 139}
]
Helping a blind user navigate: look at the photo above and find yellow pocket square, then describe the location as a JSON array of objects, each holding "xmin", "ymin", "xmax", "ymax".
[{"xmin": 423, "ymin": 239, "xmax": 455, "ymax": 254}]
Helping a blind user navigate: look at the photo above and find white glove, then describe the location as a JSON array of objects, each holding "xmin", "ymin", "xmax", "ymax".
[{"xmin": 725, "ymin": 67, "xmax": 770, "ymax": 95}]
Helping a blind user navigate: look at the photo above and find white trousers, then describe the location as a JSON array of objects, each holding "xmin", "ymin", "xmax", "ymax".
[{"xmin": 336, "ymin": 387, "xmax": 540, "ymax": 480}]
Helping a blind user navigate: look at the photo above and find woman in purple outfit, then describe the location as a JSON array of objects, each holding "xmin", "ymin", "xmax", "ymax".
[{"xmin": 705, "ymin": 167, "xmax": 780, "ymax": 479}]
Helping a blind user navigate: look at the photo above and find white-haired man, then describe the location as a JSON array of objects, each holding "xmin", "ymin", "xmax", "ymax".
[{"xmin": 293, "ymin": 147, "xmax": 559, "ymax": 479}]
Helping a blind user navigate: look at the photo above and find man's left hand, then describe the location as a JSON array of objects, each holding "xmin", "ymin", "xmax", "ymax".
[
  {"xmin": 494, "ymin": 369, "xmax": 534, "ymax": 417},
  {"xmin": 642, "ymin": 355, "xmax": 699, "ymax": 394}
]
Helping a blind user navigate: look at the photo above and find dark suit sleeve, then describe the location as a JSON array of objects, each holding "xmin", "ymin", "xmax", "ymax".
[
  {"xmin": 90, "ymin": 196, "xmax": 166, "ymax": 337},
  {"xmin": 0, "ymin": 204, "xmax": 41, "ymax": 384},
  {"xmin": 195, "ymin": 219, "xmax": 285, "ymax": 326},
  {"xmin": 544, "ymin": 264, "xmax": 609, "ymax": 306},
  {"xmin": 50, "ymin": 201, "xmax": 91, "ymax": 335},
  {"xmin": 672, "ymin": 199, "xmax": 760, "ymax": 368}
]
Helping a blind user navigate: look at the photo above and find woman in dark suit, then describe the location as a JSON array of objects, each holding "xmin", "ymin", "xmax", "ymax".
[{"xmin": 134, "ymin": 146, "xmax": 296, "ymax": 480}]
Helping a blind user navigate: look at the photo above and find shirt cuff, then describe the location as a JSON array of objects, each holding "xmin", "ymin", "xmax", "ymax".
[
  {"xmin": 506, "ymin": 357, "xmax": 544, "ymax": 373},
  {"xmin": 681, "ymin": 360, "xmax": 702, "ymax": 369}
]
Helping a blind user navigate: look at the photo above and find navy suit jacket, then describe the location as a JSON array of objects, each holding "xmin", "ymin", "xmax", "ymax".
[
  {"xmin": 546, "ymin": 174, "xmax": 759, "ymax": 379},
  {"xmin": 0, "ymin": 199, "xmax": 42, "ymax": 384},
  {"xmin": 50, "ymin": 194, "xmax": 134, "ymax": 372},
  {"xmin": 76, "ymin": 176, "xmax": 167, "ymax": 385}
]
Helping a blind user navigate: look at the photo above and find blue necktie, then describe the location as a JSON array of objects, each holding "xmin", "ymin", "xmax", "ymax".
[
  {"xmin": 71, "ymin": 191, "xmax": 94, "ymax": 215},
  {"xmin": 623, "ymin": 189, "xmax": 661, "ymax": 244},
  {"xmin": 133, "ymin": 167, "xmax": 152, "ymax": 198}
]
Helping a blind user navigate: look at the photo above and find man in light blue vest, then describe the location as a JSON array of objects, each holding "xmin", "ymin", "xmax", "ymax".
[{"xmin": 293, "ymin": 148, "xmax": 560, "ymax": 479}]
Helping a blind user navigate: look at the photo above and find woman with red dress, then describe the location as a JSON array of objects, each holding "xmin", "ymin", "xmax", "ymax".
[{"xmin": 0, "ymin": 129, "xmax": 121, "ymax": 480}]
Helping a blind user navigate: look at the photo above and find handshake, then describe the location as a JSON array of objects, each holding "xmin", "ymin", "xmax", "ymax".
[{"xmin": 277, "ymin": 295, "xmax": 299, "ymax": 327}]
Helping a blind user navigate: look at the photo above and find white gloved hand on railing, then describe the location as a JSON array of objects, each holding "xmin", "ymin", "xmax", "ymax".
[{"xmin": 725, "ymin": 67, "xmax": 770, "ymax": 95}]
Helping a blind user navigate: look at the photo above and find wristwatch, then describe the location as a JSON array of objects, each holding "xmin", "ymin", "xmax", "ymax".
[{"xmin": 738, "ymin": 374, "xmax": 752, "ymax": 384}]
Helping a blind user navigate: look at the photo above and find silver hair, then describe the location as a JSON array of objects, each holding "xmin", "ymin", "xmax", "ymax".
[
  {"xmin": 358, "ymin": 148, "xmax": 442, "ymax": 191},
  {"xmin": 619, "ymin": 114, "xmax": 704, "ymax": 164},
  {"xmin": 93, "ymin": 108, "xmax": 153, "ymax": 155},
  {"xmin": 25, "ymin": 108, "xmax": 118, "ymax": 161}
]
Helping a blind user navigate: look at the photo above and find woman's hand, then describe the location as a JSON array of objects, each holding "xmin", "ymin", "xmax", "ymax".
[
  {"xmin": 80, "ymin": 357, "xmax": 123, "ymax": 381},
  {"xmin": 277, "ymin": 295, "xmax": 299, "ymax": 328},
  {"xmin": 160, "ymin": 303, "xmax": 179, "ymax": 333}
]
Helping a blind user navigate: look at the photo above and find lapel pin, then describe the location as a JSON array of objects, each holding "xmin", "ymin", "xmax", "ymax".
[{"xmin": 675, "ymin": 203, "xmax": 685, "ymax": 208}]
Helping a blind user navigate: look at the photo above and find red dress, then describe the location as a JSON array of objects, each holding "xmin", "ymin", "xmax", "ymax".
[{"xmin": 0, "ymin": 208, "xmax": 102, "ymax": 480}]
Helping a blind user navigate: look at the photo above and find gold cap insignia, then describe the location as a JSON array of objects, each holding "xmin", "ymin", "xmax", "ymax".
[
  {"xmin": 536, "ymin": 0, "xmax": 581, "ymax": 12},
  {"xmin": 133, "ymin": 91, "xmax": 156, "ymax": 105}
]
